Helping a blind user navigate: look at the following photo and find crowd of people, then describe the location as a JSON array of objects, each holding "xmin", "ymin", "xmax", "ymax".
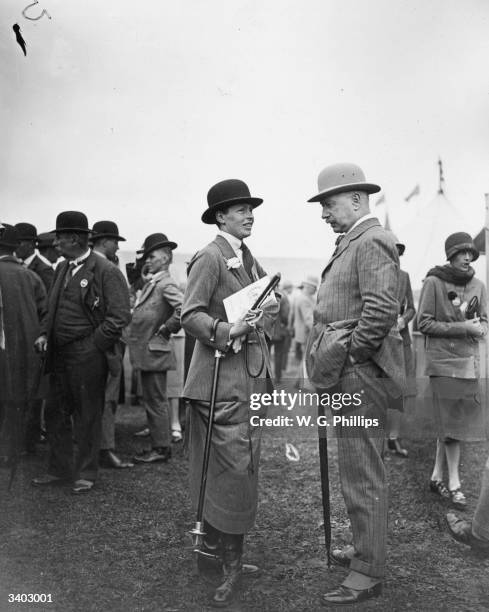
[{"xmin": 1, "ymin": 162, "xmax": 488, "ymax": 608}]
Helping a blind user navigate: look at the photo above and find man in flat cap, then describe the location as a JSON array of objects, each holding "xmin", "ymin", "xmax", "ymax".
[
  {"xmin": 32, "ymin": 211, "xmax": 131, "ymax": 494},
  {"xmin": 305, "ymin": 163, "xmax": 405, "ymax": 604},
  {"xmin": 182, "ymin": 179, "xmax": 278, "ymax": 607},
  {"xmin": 127, "ymin": 233, "xmax": 183, "ymax": 464},
  {"xmin": 0, "ymin": 224, "xmax": 46, "ymax": 464},
  {"xmin": 92, "ymin": 221, "xmax": 133, "ymax": 469},
  {"xmin": 15, "ymin": 223, "xmax": 54, "ymax": 292}
]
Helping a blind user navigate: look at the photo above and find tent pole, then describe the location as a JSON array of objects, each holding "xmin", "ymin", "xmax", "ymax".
[{"xmin": 485, "ymin": 194, "xmax": 489, "ymax": 413}]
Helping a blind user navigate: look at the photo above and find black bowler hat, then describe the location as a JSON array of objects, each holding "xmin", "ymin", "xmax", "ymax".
[
  {"xmin": 91, "ymin": 220, "xmax": 126, "ymax": 242},
  {"xmin": 52, "ymin": 211, "xmax": 90, "ymax": 234},
  {"xmin": 37, "ymin": 232, "xmax": 56, "ymax": 248},
  {"xmin": 137, "ymin": 233, "xmax": 178, "ymax": 260},
  {"xmin": 0, "ymin": 224, "xmax": 20, "ymax": 248},
  {"xmin": 15, "ymin": 222, "xmax": 37, "ymax": 240},
  {"xmin": 201, "ymin": 179, "xmax": 263, "ymax": 225}
]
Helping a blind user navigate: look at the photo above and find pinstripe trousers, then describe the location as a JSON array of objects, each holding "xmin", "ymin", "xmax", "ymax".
[{"xmin": 332, "ymin": 361, "xmax": 388, "ymax": 581}]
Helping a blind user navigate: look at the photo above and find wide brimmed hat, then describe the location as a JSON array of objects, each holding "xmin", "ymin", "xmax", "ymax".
[
  {"xmin": 52, "ymin": 211, "xmax": 90, "ymax": 234},
  {"xmin": 15, "ymin": 222, "xmax": 37, "ymax": 240},
  {"xmin": 202, "ymin": 179, "xmax": 263, "ymax": 224},
  {"xmin": 0, "ymin": 224, "xmax": 20, "ymax": 248},
  {"xmin": 37, "ymin": 232, "xmax": 56, "ymax": 248},
  {"xmin": 308, "ymin": 163, "xmax": 381, "ymax": 202},
  {"xmin": 300, "ymin": 275, "xmax": 319, "ymax": 290},
  {"xmin": 445, "ymin": 232, "xmax": 479, "ymax": 262},
  {"xmin": 91, "ymin": 220, "xmax": 126, "ymax": 242},
  {"xmin": 137, "ymin": 233, "xmax": 178, "ymax": 260}
]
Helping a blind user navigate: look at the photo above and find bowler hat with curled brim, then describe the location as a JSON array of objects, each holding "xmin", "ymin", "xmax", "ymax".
[
  {"xmin": 0, "ymin": 224, "xmax": 20, "ymax": 249},
  {"xmin": 91, "ymin": 220, "xmax": 126, "ymax": 242},
  {"xmin": 36, "ymin": 232, "xmax": 56, "ymax": 248},
  {"xmin": 202, "ymin": 179, "xmax": 263, "ymax": 224},
  {"xmin": 52, "ymin": 211, "xmax": 91, "ymax": 234},
  {"xmin": 308, "ymin": 163, "xmax": 381, "ymax": 203},
  {"xmin": 14, "ymin": 222, "xmax": 37, "ymax": 240},
  {"xmin": 137, "ymin": 233, "xmax": 178, "ymax": 260}
]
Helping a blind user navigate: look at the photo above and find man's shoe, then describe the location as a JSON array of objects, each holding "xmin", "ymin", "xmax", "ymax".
[
  {"xmin": 321, "ymin": 583, "xmax": 382, "ymax": 605},
  {"xmin": 31, "ymin": 474, "xmax": 66, "ymax": 487},
  {"xmin": 330, "ymin": 545, "xmax": 355, "ymax": 568},
  {"xmin": 72, "ymin": 479, "xmax": 94, "ymax": 494},
  {"xmin": 445, "ymin": 513, "xmax": 489, "ymax": 552},
  {"xmin": 99, "ymin": 449, "xmax": 134, "ymax": 469},
  {"xmin": 133, "ymin": 428, "xmax": 150, "ymax": 437},
  {"xmin": 133, "ymin": 447, "xmax": 171, "ymax": 463}
]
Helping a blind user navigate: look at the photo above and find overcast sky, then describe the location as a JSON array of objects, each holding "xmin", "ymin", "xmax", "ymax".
[{"xmin": 1, "ymin": 0, "xmax": 488, "ymax": 264}]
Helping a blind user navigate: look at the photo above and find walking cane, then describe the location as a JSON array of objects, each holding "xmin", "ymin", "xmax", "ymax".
[
  {"xmin": 190, "ymin": 273, "xmax": 281, "ymax": 552},
  {"xmin": 318, "ymin": 402, "xmax": 332, "ymax": 568}
]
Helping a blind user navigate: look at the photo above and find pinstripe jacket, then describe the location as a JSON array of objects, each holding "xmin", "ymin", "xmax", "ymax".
[{"xmin": 306, "ymin": 217, "xmax": 406, "ymax": 391}]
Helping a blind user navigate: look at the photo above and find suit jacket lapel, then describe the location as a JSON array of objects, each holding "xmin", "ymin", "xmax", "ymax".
[
  {"xmin": 322, "ymin": 218, "xmax": 382, "ymax": 277},
  {"xmin": 214, "ymin": 235, "xmax": 251, "ymax": 288}
]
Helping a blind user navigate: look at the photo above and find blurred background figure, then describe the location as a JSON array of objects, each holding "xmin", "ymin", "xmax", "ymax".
[
  {"xmin": 292, "ymin": 275, "xmax": 317, "ymax": 388},
  {"xmin": 271, "ymin": 280, "xmax": 293, "ymax": 384},
  {"xmin": 15, "ymin": 223, "xmax": 54, "ymax": 292},
  {"xmin": 385, "ymin": 234, "xmax": 415, "ymax": 457},
  {"xmin": 36, "ymin": 232, "xmax": 60, "ymax": 268}
]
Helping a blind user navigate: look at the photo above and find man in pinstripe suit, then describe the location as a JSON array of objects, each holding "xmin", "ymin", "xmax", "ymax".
[{"xmin": 306, "ymin": 163, "xmax": 404, "ymax": 605}]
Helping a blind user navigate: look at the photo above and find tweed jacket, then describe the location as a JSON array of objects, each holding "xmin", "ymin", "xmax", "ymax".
[
  {"xmin": 182, "ymin": 235, "xmax": 278, "ymax": 403},
  {"xmin": 306, "ymin": 217, "xmax": 405, "ymax": 391},
  {"xmin": 417, "ymin": 272, "xmax": 487, "ymax": 378},
  {"xmin": 127, "ymin": 269, "xmax": 183, "ymax": 371},
  {"xmin": 398, "ymin": 269, "xmax": 415, "ymax": 346},
  {"xmin": 42, "ymin": 252, "xmax": 131, "ymax": 370},
  {"xmin": 28, "ymin": 254, "xmax": 54, "ymax": 293}
]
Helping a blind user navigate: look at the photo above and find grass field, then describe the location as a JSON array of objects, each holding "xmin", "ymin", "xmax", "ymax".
[{"xmin": 1, "ymin": 394, "xmax": 489, "ymax": 611}]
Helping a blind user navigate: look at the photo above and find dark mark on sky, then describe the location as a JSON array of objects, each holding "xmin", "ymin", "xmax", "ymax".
[
  {"xmin": 22, "ymin": 0, "xmax": 52, "ymax": 21},
  {"xmin": 12, "ymin": 24, "xmax": 27, "ymax": 56}
]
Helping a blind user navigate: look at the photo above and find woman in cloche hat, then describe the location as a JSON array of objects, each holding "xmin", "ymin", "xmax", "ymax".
[{"xmin": 418, "ymin": 232, "xmax": 487, "ymax": 509}]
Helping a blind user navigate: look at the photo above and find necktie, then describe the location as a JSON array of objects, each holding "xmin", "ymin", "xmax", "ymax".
[
  {"xmin": 332, "ymin": 234, "xmax": 345, "ymax": 256},
  {"xmin": 240, "ymin": 242, "xmax": 255, "ymax": 281}
]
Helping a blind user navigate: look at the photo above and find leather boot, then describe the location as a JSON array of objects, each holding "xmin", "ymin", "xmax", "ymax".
[
  {"xmin": 211, "ymin": 533, "xmax": 243, "ymax": 608},
  {"xmin": 197, "ymin": 520, "xmax": 222, "ymax": 579}
]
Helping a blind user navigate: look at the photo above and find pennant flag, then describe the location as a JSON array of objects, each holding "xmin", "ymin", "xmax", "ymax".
[
  {"xmin": 375, "ymin": 194, "xmax": 386, "ymax": 207},
  {"xmin": 404, "ymin": 184, "xmax": 420, "ymax": 202}
]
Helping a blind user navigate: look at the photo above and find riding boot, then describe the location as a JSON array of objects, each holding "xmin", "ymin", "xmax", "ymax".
[
  {"xmin": 197, "ymin": 520, "xmax": 222, "ymax": 578},
  {"xmin": 211, "ymin": 532, "xmax": 243, "ymax": 608}
]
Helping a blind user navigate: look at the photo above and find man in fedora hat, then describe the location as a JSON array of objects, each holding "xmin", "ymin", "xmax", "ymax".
[
  {"xmin": 32, "ymin": 211, "xmax": 131, "ymax": 494},
  {"xmin": 182, "ymin": 179, "xmax": 278, "ymax": 607},
  {"xmin": 305, "ymin": 163, "xmax": 404, "ymax": 604},
  {"xmin": 0, "ymin": 224, "xmax": 47, "ymax": 464},
  {"xmin": 127, "ymin": 233, "xmax": 183, "ymax": 464},
  {"xmin": 15, "ymin": 223, "xmax": 54, "ymax": 291},
  {"xmin": 92, "ymin": 220, "xmax": 133, "ymax": 469}
]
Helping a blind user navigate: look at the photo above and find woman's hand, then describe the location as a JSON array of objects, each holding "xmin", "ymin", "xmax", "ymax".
[{"xmin": 464, "ymin": 318, "xmax": 484, "ymax": 337}]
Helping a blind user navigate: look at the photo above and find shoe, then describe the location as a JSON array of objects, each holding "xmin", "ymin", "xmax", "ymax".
[
  {"xmin": 445, "ymin": 513, "xmax": 489, "ymax": 552},
  {"xmin": 31, "ymin": 474, "xmax": 66, "ymax": 487},
  {"xmin": 133, "ymin": 447, "xmax": 171, "ymax": 463},
  {"xmin": 133, "ymin": 428, "xmax": 150, "ymax": 437},
  {"xmin": 387, "ymin": 438, "xmax": 408, "ymax": 457},
  {"xmin": 430, "ymin": 479, "xmax": 450, "ymax": 499},
  {"xmin": 211, "ymin": 534, "xmax": 243, "ymax": 608},
  {"xmin": 321, "ymin": 583, "xmax": 382, "ymax": 605},
  {"xmin": 72, "ymin": 479, "xmax": 94, "ymax": 494},
  {"xmin": 449, "ymin": 488, "xmax": 467, "ymax": 509},
  {"xmin": 171, "ymin": 429, "xmax": 183, "ymax": 443},
  {"xmin": 99, "ymin": 449, "xmax": 134, "ymax": 469},
  {"xmin": 330, "ymin": 545, "xmax": 355, "ymax": 568}
]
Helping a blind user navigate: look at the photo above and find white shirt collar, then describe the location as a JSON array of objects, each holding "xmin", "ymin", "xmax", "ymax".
[
  {"xmin": 218, "ymin": 230, "xmax": 243, "ymax": 260},
  {"xmin": 345, "ymin": 213, "xmax": 377, "ymax": 236},
  {"xmin": 23, "ymin": 251, "xmax": 37, "ymax": 267},
  {"xmin": 37, "ymin": 252, "xmax": 54, "ymax": 267},
  {"xmin": 93, "ymin": 248, "xmax": 107, "ymax": 259},
  {"xmin": 70, "ymin": 249, "xmax": 91, "ymax": 265}
]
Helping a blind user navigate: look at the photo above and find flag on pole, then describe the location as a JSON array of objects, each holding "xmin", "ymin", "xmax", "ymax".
[
  {"xmin": 404, "ymin": 184, "xmax": 420, "ymax": 202},
  {"xmin": 374, "ymin": 194, "xmax": 386, "ymax": 207}
]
